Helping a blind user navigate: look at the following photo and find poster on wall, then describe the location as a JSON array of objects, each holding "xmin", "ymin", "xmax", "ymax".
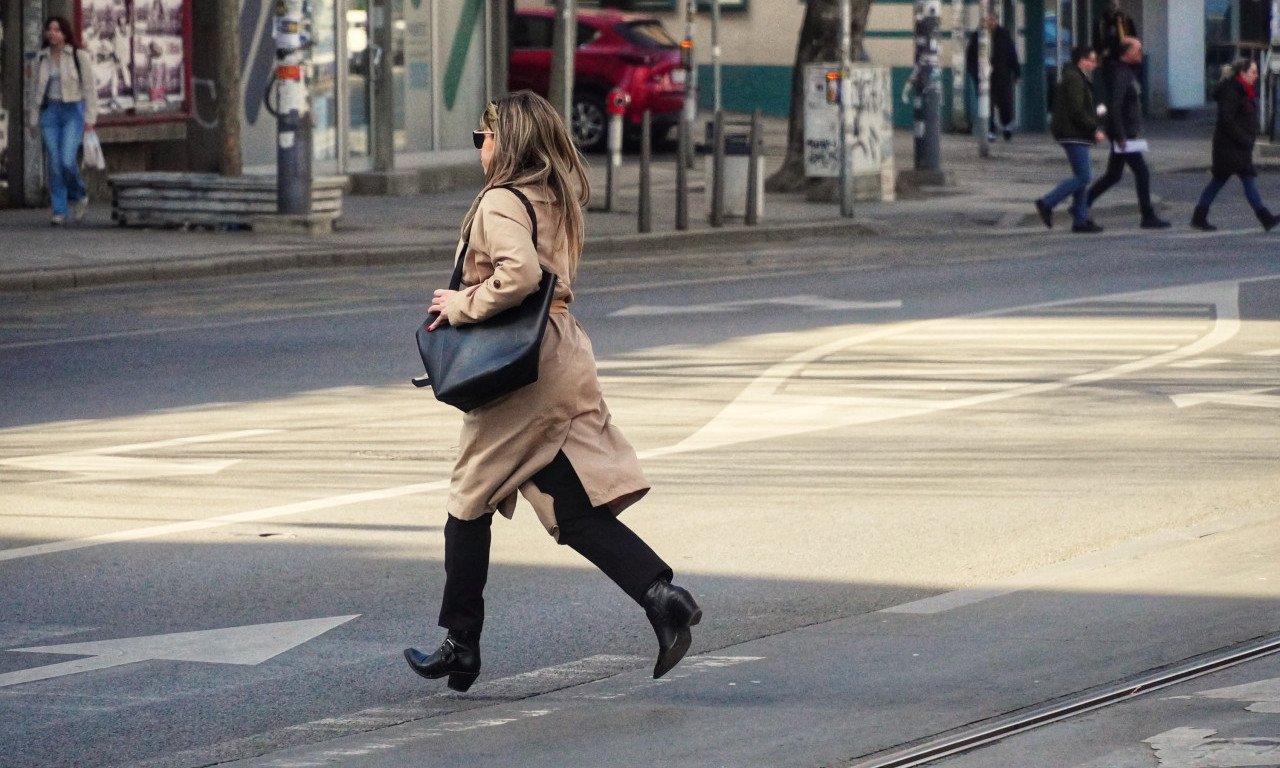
[{"xmin": 77, "ymin": 0, "xmax": 190, "ymax": 123}]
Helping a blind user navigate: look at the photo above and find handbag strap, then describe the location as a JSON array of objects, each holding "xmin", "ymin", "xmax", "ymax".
[{"xmin": 449, "ymin": 185, "xmax": 539, "ymax": 290}]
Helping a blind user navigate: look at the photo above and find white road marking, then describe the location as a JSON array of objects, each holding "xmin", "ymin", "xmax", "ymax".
[
  {"xmin": 0, "ymin": 429, "xmax": 282, "ymax": 481},
  {"xmin": 1169, "ymin": 358, "xmax": 1230, "ymax": 368},
  {"xmin": 1145, "ymin": 726, "xmax": 1280, "ymax": 767},
  {"xmin": 0, "ymin": 615, "xmax": 359, "ymax": 688},
  {"xmin": 0, "ymin": 480, "xmax": 448, "ymax": 562},
  {"xmin": 646, "ymin": 281, "xmax": 1238, "ymax": 457},
  {"xmin": 1249, "ymin": 348, "xmax": 1280, "ymax": 357},
  {"xmin": 1196, "ymin": 675, "xmax": 1280, "ymax": 713},
  {"xmin": 1171, "ymin": 388, "xmax": 1280, "ymax": 410},
  {"xmin": 610, "ymin": 295, "xmax": 902, "ymax": 317}
]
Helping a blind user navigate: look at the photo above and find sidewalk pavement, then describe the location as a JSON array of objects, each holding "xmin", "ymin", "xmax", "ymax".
[{"xmin": 0, "ymin": 109, "xmax": 1222, "ymax": 293}]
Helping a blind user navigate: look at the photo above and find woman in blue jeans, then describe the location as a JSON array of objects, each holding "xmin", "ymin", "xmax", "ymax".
[
  {"xmin": 27, "ymin": 16, "xmax": 97, "ymax": 226},
  {"xmin": 1191, "ymin": 59, "xmax": 1280, "ymax": 232},
  {"xmin": 1035, "ymin": 46, "xmax": 1106, "ymax": 233}
]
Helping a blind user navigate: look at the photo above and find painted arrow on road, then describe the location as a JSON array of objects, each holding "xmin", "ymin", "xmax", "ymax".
[
  {"xmin": 1145, "ymin": 726, "xmax": 1280, "ymax": 767},
  {"xmin": 0, "ymin": 615, "xmax": 359, "ymax": 688},
  {"xmin": 610, "ymin": 295, "xmax": 902, "ymax": 317},
  {"xmin": 0, "ymin": 429, "xmax": 281, "ymax": 481},
  {"xmin": 1170, "ymin": 388, "xmax": 1280, "ymax": 409}
]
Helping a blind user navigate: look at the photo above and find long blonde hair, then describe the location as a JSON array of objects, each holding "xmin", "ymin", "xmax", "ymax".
[{"xmin": 460, "ymin": 91, "xmax": 591, "ymax": 255}]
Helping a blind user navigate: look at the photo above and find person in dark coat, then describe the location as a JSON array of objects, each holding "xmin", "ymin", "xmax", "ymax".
[
  {"xmin": 1036, "ymin": 46, "xmax": 1107, "ymax": 232},
  {"xmin": 1085, "ymin": 38, "xmax": 1170, "ymax": 228},
  {"xmin": 1191, "ymin": 59, "xmax": 1280, "ymax": 232},
  {"xmin": 1093, "ymin": 0, "xmax": 1137, "ymax": 88},
  {"xmin": 966, "ymin": 14, "xmax": 1021, "ymax": 140}
]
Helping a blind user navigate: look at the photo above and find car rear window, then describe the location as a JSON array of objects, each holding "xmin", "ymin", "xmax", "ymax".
[{"xmin": 615, "ymin": 21, "xmax": 677, "ymax": 49}]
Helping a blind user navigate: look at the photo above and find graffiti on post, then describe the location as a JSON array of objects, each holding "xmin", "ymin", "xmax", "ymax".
[{"xmin": 803, "ymin": 64, "xmax": 892, "ymax": 179}]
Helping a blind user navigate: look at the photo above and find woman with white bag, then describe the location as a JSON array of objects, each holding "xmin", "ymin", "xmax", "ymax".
[{"xmin": 27, "ymin": 16, "xmax": 97, "ymax": 226}]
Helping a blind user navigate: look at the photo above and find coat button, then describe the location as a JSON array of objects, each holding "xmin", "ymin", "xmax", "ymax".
[{"xmin": 492, "ymin": 279, "xmax": 502, "ymax": 288}]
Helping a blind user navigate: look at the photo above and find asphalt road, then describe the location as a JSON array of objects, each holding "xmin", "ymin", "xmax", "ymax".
[{"xmin": 1, "ymin": 222, "xmax": 1279, "ymax": 768}]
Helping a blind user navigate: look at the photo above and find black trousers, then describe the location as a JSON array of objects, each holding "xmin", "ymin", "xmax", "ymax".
[
  {"xmin": 1087, "ymin": 150, "xmax": 1155, "ymax": 217},
  {"xmin": 437, "ymin": 451, "xmax": 671, "ymax": 636}
]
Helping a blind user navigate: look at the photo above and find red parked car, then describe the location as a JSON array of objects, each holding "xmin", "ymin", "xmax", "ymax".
[{"xmin": 509, "ymin": 8, "xmax": 686, "ymax": 152}]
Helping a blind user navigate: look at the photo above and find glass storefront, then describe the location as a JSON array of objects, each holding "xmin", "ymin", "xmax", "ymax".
[{"xmin": 0, "ymin": 2, "xmax": 9, "ymax": 201}]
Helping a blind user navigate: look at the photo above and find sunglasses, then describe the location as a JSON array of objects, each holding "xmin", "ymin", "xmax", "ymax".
[{"xmin": 472, "ymin": 130, "xmax": 494, "ymax": 149}]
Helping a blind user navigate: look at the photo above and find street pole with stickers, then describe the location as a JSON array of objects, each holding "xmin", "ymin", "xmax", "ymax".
[
  {"xmin": 274, "ymin": 0, "xmax": 312, "ymax": 214},
  {"xmin": 909, "ymin": 0, "xmax": 941, "ymax": 172}
]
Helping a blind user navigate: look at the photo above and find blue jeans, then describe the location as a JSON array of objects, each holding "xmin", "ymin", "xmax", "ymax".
[
  {"xmin": 1197, "ymin": 172, "xmax": 1265, "ymax": 212},
  {"xmin": 39, "ymin": 100, "xmax": 87, "ymax": 216},
  {"xmin": 1042, "ymin": 143, "xmax": 1092, "ymax": 224}
]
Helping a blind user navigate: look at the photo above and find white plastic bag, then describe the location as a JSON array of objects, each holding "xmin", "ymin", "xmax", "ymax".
[{"xmin": 81, "ymin": 131, "xmax": 105, "ymax": 171}]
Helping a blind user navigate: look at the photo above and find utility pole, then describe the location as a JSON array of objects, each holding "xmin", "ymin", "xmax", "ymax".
[
  {"xmin": 975, "ymin": 0, "xmax": 993, "ymax": 158},
  {"xmin": 488, "ymin": 0, "xmax": 510, "ymax": 102},
  {"xmin": 549, "ymin": 0, "xmax": 576, "ymax": 128},
  {"xmin": 839, "ymin": 0, "xmax": 854, "ymax": 217},
  {"xmin": 910, "ymin": 0, "xmax": 941, "ymax": 173},
  {"xmin": 216, "ymin": 0, "xmax": 242, "ymax": 176},
  {"xmin": 274, "ymin": 0, "xmax": 311, "ymax": 214},
  {"xmin": 369, "ymin": 0, "xmax": 394, "ymax": 172},
  {"xmin": 709, "ymin": 0, "xmax": 721, "ymax": 113},
  {"xmin": 951, "ymin": 0, "xmax": 966, "ymax": 130},
  {"xmin": 681, "ymin": 0, "xmax": 697, "ymax": 170}
]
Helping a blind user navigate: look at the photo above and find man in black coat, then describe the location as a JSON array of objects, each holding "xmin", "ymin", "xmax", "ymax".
[
  {"xmin": 1084, "ymin": 38, "xmax": 1169, "ymax": 228},
  {"xmin": 966, "ymin": 14, "xmax": 1021, "ymax": 141}
]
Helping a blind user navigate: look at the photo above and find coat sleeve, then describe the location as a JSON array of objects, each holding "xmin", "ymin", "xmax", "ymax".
[
  {"xmin": 78, "ymin": 48, "xmax": 99, "ymax": 126},
  {"xmin": 1103, "ymin": 70, "xmax": 1126, "ymax": 141},
  {"xmin": 1063, "ymin": 73, "xmax": 1097, "ymax": 137},
  {"xmin": 1215, "ymin": 83, "xmax": 1253, "ymax": 150},
  {"xmin": 446, "ymin": 190, "xmax": 543, "ymax": 325}
]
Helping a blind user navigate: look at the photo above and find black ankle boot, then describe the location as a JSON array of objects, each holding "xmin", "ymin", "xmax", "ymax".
[
  {"xmin": 1256, "ymin": 207, "xmax": 1280, "ymax": 232},
  {"xmin": 642, "ymin": 579, "xmax": 703, "ymax": 679},
  {"xmin": 404, "ymin": 630, "xmax": 481, "ymax": 692},
  {"xmin": 1191, "ymin": 206, "xmax": 1216, "ymax": 231}
]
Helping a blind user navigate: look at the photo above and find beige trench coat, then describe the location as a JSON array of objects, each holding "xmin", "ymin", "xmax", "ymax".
[{"xmin": 441, "ymin": 185, "xmax": 649, "ymax": 536}]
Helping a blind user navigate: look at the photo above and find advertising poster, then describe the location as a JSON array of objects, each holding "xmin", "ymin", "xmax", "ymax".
[
  {"xmin": 81, "ymin": 0, "xmax": 133, "ymax": 111},
  {"xmin": 131, "ymin": 0, "xmax": 184, "ymax": 111},
  {"xmin": 78, "ymin": 0, "xmax": 188, "ymax": 122}
]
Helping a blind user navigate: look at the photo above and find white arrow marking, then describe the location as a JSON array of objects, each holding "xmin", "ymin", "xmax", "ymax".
[
  {"xmin": 1145, "ymin": 726, "xmax": 1280, "ymax": 767},
  {"xmin": 1170, "ymin": 388, "xmax": 1280, "ymax": 410},
  {"xmin": 0, "ymin": 429, "xmax": 281, "ymax": 481},
  {"xmin": 646, "ymin": 280, "xmax": 1242, "ymax": 457},
  {"xmin": 610, "ymin": 295, "xmax": 901, "ymax": 317},
  {"xmin": 0, "ymin": 615, "xmax": 359, "ymax": 688}
]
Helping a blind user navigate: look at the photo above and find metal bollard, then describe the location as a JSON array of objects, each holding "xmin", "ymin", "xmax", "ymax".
[
  {"xmin": 598, "ymin": 89, "xmax": 629, "ymax": 212},
  {"xmin": 639, "ymin": 110, "xmax": 652, "ymax": 233},
  {"xmin": 676, "ymin": 104, "xmax": 689, "ymax": 230},
  {"xmin": 710, "ymin": 110, "xmax": 725, "ymax": 227},
  {"xmin": 745, "ymin": 109, "xmax": 761, "ymax": 226}
]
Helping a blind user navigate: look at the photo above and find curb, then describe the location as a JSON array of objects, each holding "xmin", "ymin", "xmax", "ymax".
[{"xmin": 0, "ymin": 219, "xmax": 881, "ymax": 294}]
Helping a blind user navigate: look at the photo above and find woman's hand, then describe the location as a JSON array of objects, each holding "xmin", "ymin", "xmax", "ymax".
[{"xmin": 426, "ymin": 289, "xmax": 457, "ymax": 331}]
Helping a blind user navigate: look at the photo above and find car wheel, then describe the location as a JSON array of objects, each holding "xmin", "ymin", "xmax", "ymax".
[{"xmin": 571, "ymin": 92, "xmax": 608, "ymax": 153}]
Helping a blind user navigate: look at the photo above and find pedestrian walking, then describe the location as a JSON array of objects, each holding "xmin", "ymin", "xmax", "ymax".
[
  {"xmin": 26, "ymin": 16, "xmax": 97, "ymax": 226},
  {"xmin": 1085, "ymin": 38, "xmax": 1170, "ymax": 229},
  {"xmin": 1093, "ymin": 0, "xmax": 1138, "ymax": 88},
  {"xmin": 966, "ymin": 14, "xmax": 1021, "ymax": 141},
  {"xmin": 1035, "ymin": 46, "xmax": 1107, "ymax": 233},
  {"xmin": 1191, "ymin": 59, "xmax": 1280, "ymax": 232},
  {"xmin": 403, "ymin": 91, "xmax": 702, "ymax": 693}
]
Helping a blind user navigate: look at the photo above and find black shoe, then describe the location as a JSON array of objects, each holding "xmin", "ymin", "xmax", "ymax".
[
  {"xmin": 1190, "ymin": 206, "xmax": 1217, "ymax": 231},
  {"xmin": 643, "ymin": 578, "xmax": 703, "ymax": 679},
  {"xmin": 1255, "ymin": 207, "xmax": 1280, "ymax": 232},
  {"xmin": 1140, "ymin": 215, "xmax": 1171, "ymax": 229},
  {"xmin": 986, "ymin": 132, "xmax": 997, "ymax": 142},
  {"xmin": 404, "ymin": 632, "xmax": 481, "ymax": 692},
  {"xmin": 1034, "ymin": 199, "xmax": 1053, "ymax": 229},
  {"xmin": 1003, "ymin": 129, "xmax": 1013, "ymax": 141},
  {"xmin": 1072, "ymin": 219, "xmax": 1104, "ymax": 233}
]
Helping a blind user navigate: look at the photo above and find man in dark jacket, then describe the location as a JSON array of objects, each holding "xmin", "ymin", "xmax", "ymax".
[
  {"xmin": 1191, "ymin": 59, "xmax": 1280, "ymax": 232},
  {"xmin": 1085, "ymin": 38, "xmax": 1170, "ymax": 228},
  {"xmin": 1035, "ymin": 46, "xmax": 1107, "ymax": 233},
  {"xmin": 966, "ymin": 14, "xmax": 1021, "ymax": 141}
]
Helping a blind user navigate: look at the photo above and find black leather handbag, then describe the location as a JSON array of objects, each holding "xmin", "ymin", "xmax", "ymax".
[{"xmin": 413, "ymin": 186, "xmax": 558, "ymax": 413}]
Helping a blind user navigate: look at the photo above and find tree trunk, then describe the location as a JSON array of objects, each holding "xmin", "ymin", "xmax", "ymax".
[{"xmin": 766, "ymin": 0, "xmax": 873, "ymax": 193}]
